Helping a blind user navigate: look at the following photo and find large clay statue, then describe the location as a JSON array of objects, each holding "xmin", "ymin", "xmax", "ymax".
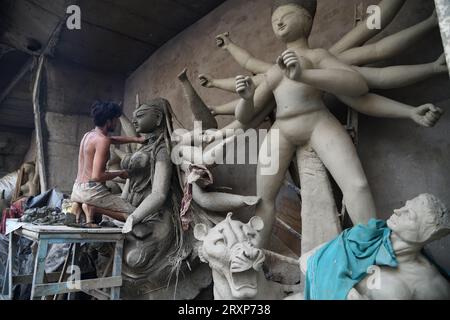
[
  {"xmin": 206, "ymin": 0, "xmax": 445, "ymax": 248},
  {"xmin": 194, "ymin": 213, "xmax": 298, "ymax": 300},
  {"xmin": 300, "ymin": 194, "xmax": 450, "ymax": 300},
  {"xmin": 112, "ymin": 99, "xmax": 188, "ymax": 284}
]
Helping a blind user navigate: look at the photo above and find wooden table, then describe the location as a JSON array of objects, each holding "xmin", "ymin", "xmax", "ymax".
[{"xmin": 1, "ymin": 221, "xmax": 124, "ymax": 300}]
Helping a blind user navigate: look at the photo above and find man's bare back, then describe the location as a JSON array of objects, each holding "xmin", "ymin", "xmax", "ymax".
[{"xmin": 76, "ymin": 130, "xmax": 111, "ymax": 184}]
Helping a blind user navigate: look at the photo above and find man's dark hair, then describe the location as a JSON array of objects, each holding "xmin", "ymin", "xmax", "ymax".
[
  {"xmin": 90, "ymin": 101, "xmax": 122, "ymax": 127},
  {"xmin": 271, "ymin": 0, "xmax": 317, "ymax": 18}
]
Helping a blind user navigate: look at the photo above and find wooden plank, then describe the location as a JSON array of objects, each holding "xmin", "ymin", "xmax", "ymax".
[
  {"xmin": 8, "ymin": 233, "xmax": 17, "ymax": 300},
  {"xmin": 82, "ymin": 288, "xmax": 110, "ymax": 300},
  {"xmin": 30, "ymin": 239, "xmax": 49, "ymax": 300},
  {"xmin": 23, "ymin": 224, "xmax": 123, "ymax": 234},
  {"xmin": 110, "ymin": 239, "xmax": 123, "ymax": 300},
  {"xmin": 13, "ymin": 272, "xmax": 62, "ymax": 285},
  {"xmin": 33, "ymin": 276, "xmax": 122, "ymax": 297}
]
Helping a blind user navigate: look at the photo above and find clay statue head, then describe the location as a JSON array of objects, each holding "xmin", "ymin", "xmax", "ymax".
[
  {"xmin": 133, "ymin": 98, "xmax": 169, "ymax": 134},
  {"xmin": 271, "ymin": 0, "xmax": 317, "ymax": 42},
  {"xmin": 194, "ymin": 213, "xmax": 265, "ymax": 299},
  {"xmin": 387, "ymin": 194, "xmax": 450, "ymax": 244}
]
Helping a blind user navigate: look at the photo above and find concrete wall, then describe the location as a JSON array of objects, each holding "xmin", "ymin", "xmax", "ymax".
[
  {"xmin": 0, "ymin": 128, "xmax": 31, "ymax": 177},
  {"xmin": 123, "ymin": 0, "xmax": 450, "ymax": 264},
  {"xmin": 43, "ymin": 58, "xmax": 125, "ymax": 193}
]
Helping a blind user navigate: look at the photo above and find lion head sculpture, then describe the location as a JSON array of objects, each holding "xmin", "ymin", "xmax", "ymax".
[{"xmin": 194, "ymin": 213, "xmax": 266, "ymax": 299}]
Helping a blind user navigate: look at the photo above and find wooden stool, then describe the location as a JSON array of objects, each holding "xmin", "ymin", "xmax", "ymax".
[{"xmin": 1, "ymin": 221, "xmax": 124, "ymax": 300}]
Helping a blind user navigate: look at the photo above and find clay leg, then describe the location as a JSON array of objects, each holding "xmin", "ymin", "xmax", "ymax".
[
  {"xmin": 178, "ymin": 68, "xmax": 218, "ymax": 129},
  {"xmin": 309, "ymin": 113, "xmax": 376, "ymax": 225},
  {"xmin": 192, "ymin": 183, "xmax": 260, "ymax": 212},
  {"xmin": 255, "ymin": 124, "xmax": 296, "ymax": 248}
]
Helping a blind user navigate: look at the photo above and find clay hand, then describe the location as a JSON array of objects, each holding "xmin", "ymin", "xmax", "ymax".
[
  {"xmin": 277, "ymin": 50, "xmax": 302, "ymax": 81},
  {"xmin": 122, "ymin": 215, "xmax": 135, "ymax": 234},
  {"xmin": 411, "ymin": 104, "xmax": 443, "ymax": 127},
  {"xmin": 236, "ymin": 75, "xmax": 256, "ymax": 100},
  {"xmin": 433, "ymin": 53, "xmax": 448, "ymax": 74},
  {"xmin": 198, "ymin": 74, "xmax": 214, "ymax": 88},
  {"xmin": 216, "ymin": 32, "xmax": 231, "ymax": 49}
]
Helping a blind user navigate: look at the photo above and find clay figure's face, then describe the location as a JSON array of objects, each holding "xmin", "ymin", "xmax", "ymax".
[
  {"xmin": 194, "ymin": 214, "xmax": 265, "ymax": 299},
  {"xmin": 271, "ymin": 4, "xmax": 313, "ymax": 42},
  {"xmin": 132, "ymin": 106, "xmax": 162, "ymax": 134},
  {"xmin": 387, "ymin": 198, "xmax": 438, "ymax": 244}
]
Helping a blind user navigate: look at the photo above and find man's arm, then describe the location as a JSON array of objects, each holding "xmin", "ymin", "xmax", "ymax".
[
  {"xmin": 110, "ymin": 135, "xmax": 146, "ymax": 145},
  {"xmin": 329, "ymin": 0, "xmax": 406, "ymax": 55},
  {"xmin": 91, "ymin": 138, "xmax": 128, "ymax": 182},
  {"xmin": 216, "ymin": 32, "xmax": 273, "ymax": 74},
  {"xmin": 279, "ymin": 50, "xmax": 369, "ymax": 97}
]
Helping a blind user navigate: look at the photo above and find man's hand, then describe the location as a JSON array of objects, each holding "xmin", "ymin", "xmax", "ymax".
[
  {"xmin": 119, "ymin": 170, "xmax": 129, "ymax": 180},
  {"xmin": 122, "ymin": 215, "xmax": 135, "ymax": 234},
  {"xmin": 216, "ymin": 32, "xmax": 231, "ymax": 49},
  {"xmin": 433, "ymin": 53, "xmax": 448, "ymax": 74},
  {"xmin": 136, "ymin": 136, "xmax": 147, "ymax": 144},
  {"xmin": 411, "ymin": 104, "xmax": 443, "ymax": 127},
  {"xmin": 198, "ymin": 74, "xmax": 214, "ymax": 88},
  {"xmin": 236, "ymin": 75, "xmax": 256, "ymax": 100},
  {"xmin": 277, "ymin": 50, "xmax": 302, "ymax": 81}
]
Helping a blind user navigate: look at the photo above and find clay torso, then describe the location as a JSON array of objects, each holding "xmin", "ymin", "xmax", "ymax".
[{"xmin": 355, "ymin": 255, "xmax": 450, "ymax": 300}]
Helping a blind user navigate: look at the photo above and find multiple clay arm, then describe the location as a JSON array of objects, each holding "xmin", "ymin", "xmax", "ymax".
[
  {"xmin": 337, "ymin": 11, "xmax": 439, "ymax": 66},
  {"xmin": 329, "ymin": 0, "xmax": 407, "ymax": 55},
  {"xmin": 202, "ymin": 8, "xmax": 445, "ymax": 128}
]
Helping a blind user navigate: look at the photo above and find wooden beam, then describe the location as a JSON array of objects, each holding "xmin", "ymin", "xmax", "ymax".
[
  {"xmin": 33, "ymin": 276, "xmax": 122, "ymax": 297},
  {"xmin": 32, "ymin": 55, "xmax": 48, "ymax": 192},
  {"xmin": 0, "ymin": 58, "xmax": 34, "ymax": 106}
]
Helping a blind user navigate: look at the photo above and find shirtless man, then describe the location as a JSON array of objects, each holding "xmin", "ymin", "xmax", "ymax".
[
  {"xmin": 71, "ymin": 101, "xmax": 145, "ymax": 228},
  {"xmin": 300, "ymin": 194, "xmax": 450, "ymax": 300}
]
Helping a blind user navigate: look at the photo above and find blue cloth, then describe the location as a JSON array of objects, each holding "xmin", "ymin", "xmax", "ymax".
[{"xmin": 305, "ymin": 219, "xmax": 398, "ymax": 300}]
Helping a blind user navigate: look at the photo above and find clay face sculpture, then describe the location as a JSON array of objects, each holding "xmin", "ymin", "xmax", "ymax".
[
  {"xmin": 132, "ymin": 103, "xmax": 164, "ymax": 134},
  {"xmin": 194, "ymin": 213, "xmax": 290, "ymax": 300},
  {"xmin": 387, "ymin": 194, "xmax": 450, "ymax": 244},
  {"xmin": 271, "ymin": 3, "xmax": 314, "ymax": 42}
]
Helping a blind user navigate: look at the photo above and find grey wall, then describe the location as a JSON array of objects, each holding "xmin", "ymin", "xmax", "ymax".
[
  {"xmin": 123, "ymin": 0, "xmax": 450, "ymax": 263},
  {"xmin": 0, "ymin": 128, "xmax": 31, "ymax": 177},
  {"xmin": 43, "ymin": 58, "xmax": 125, "ymax": 193}
]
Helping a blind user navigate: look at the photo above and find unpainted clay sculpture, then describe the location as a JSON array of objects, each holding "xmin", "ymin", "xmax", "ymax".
[
  {"xmin": 300, "ymin": 194, "xmax": 450, "ymax": 300},
  {"xmin": 194, "ymin": 213, "xmax": 298, "ymax": 300},
  {"xmin": 13, "ymin": 162, "xmax": 39, "ymax": 201},
  {"xmin": 209, "ymin": 0, "xmax": 446, "ymax": 248}
]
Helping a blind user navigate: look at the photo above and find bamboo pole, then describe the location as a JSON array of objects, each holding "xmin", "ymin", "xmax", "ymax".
[{"xmin": 32, "ymin": 55, "xmax": 48, "ymax": 192}]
